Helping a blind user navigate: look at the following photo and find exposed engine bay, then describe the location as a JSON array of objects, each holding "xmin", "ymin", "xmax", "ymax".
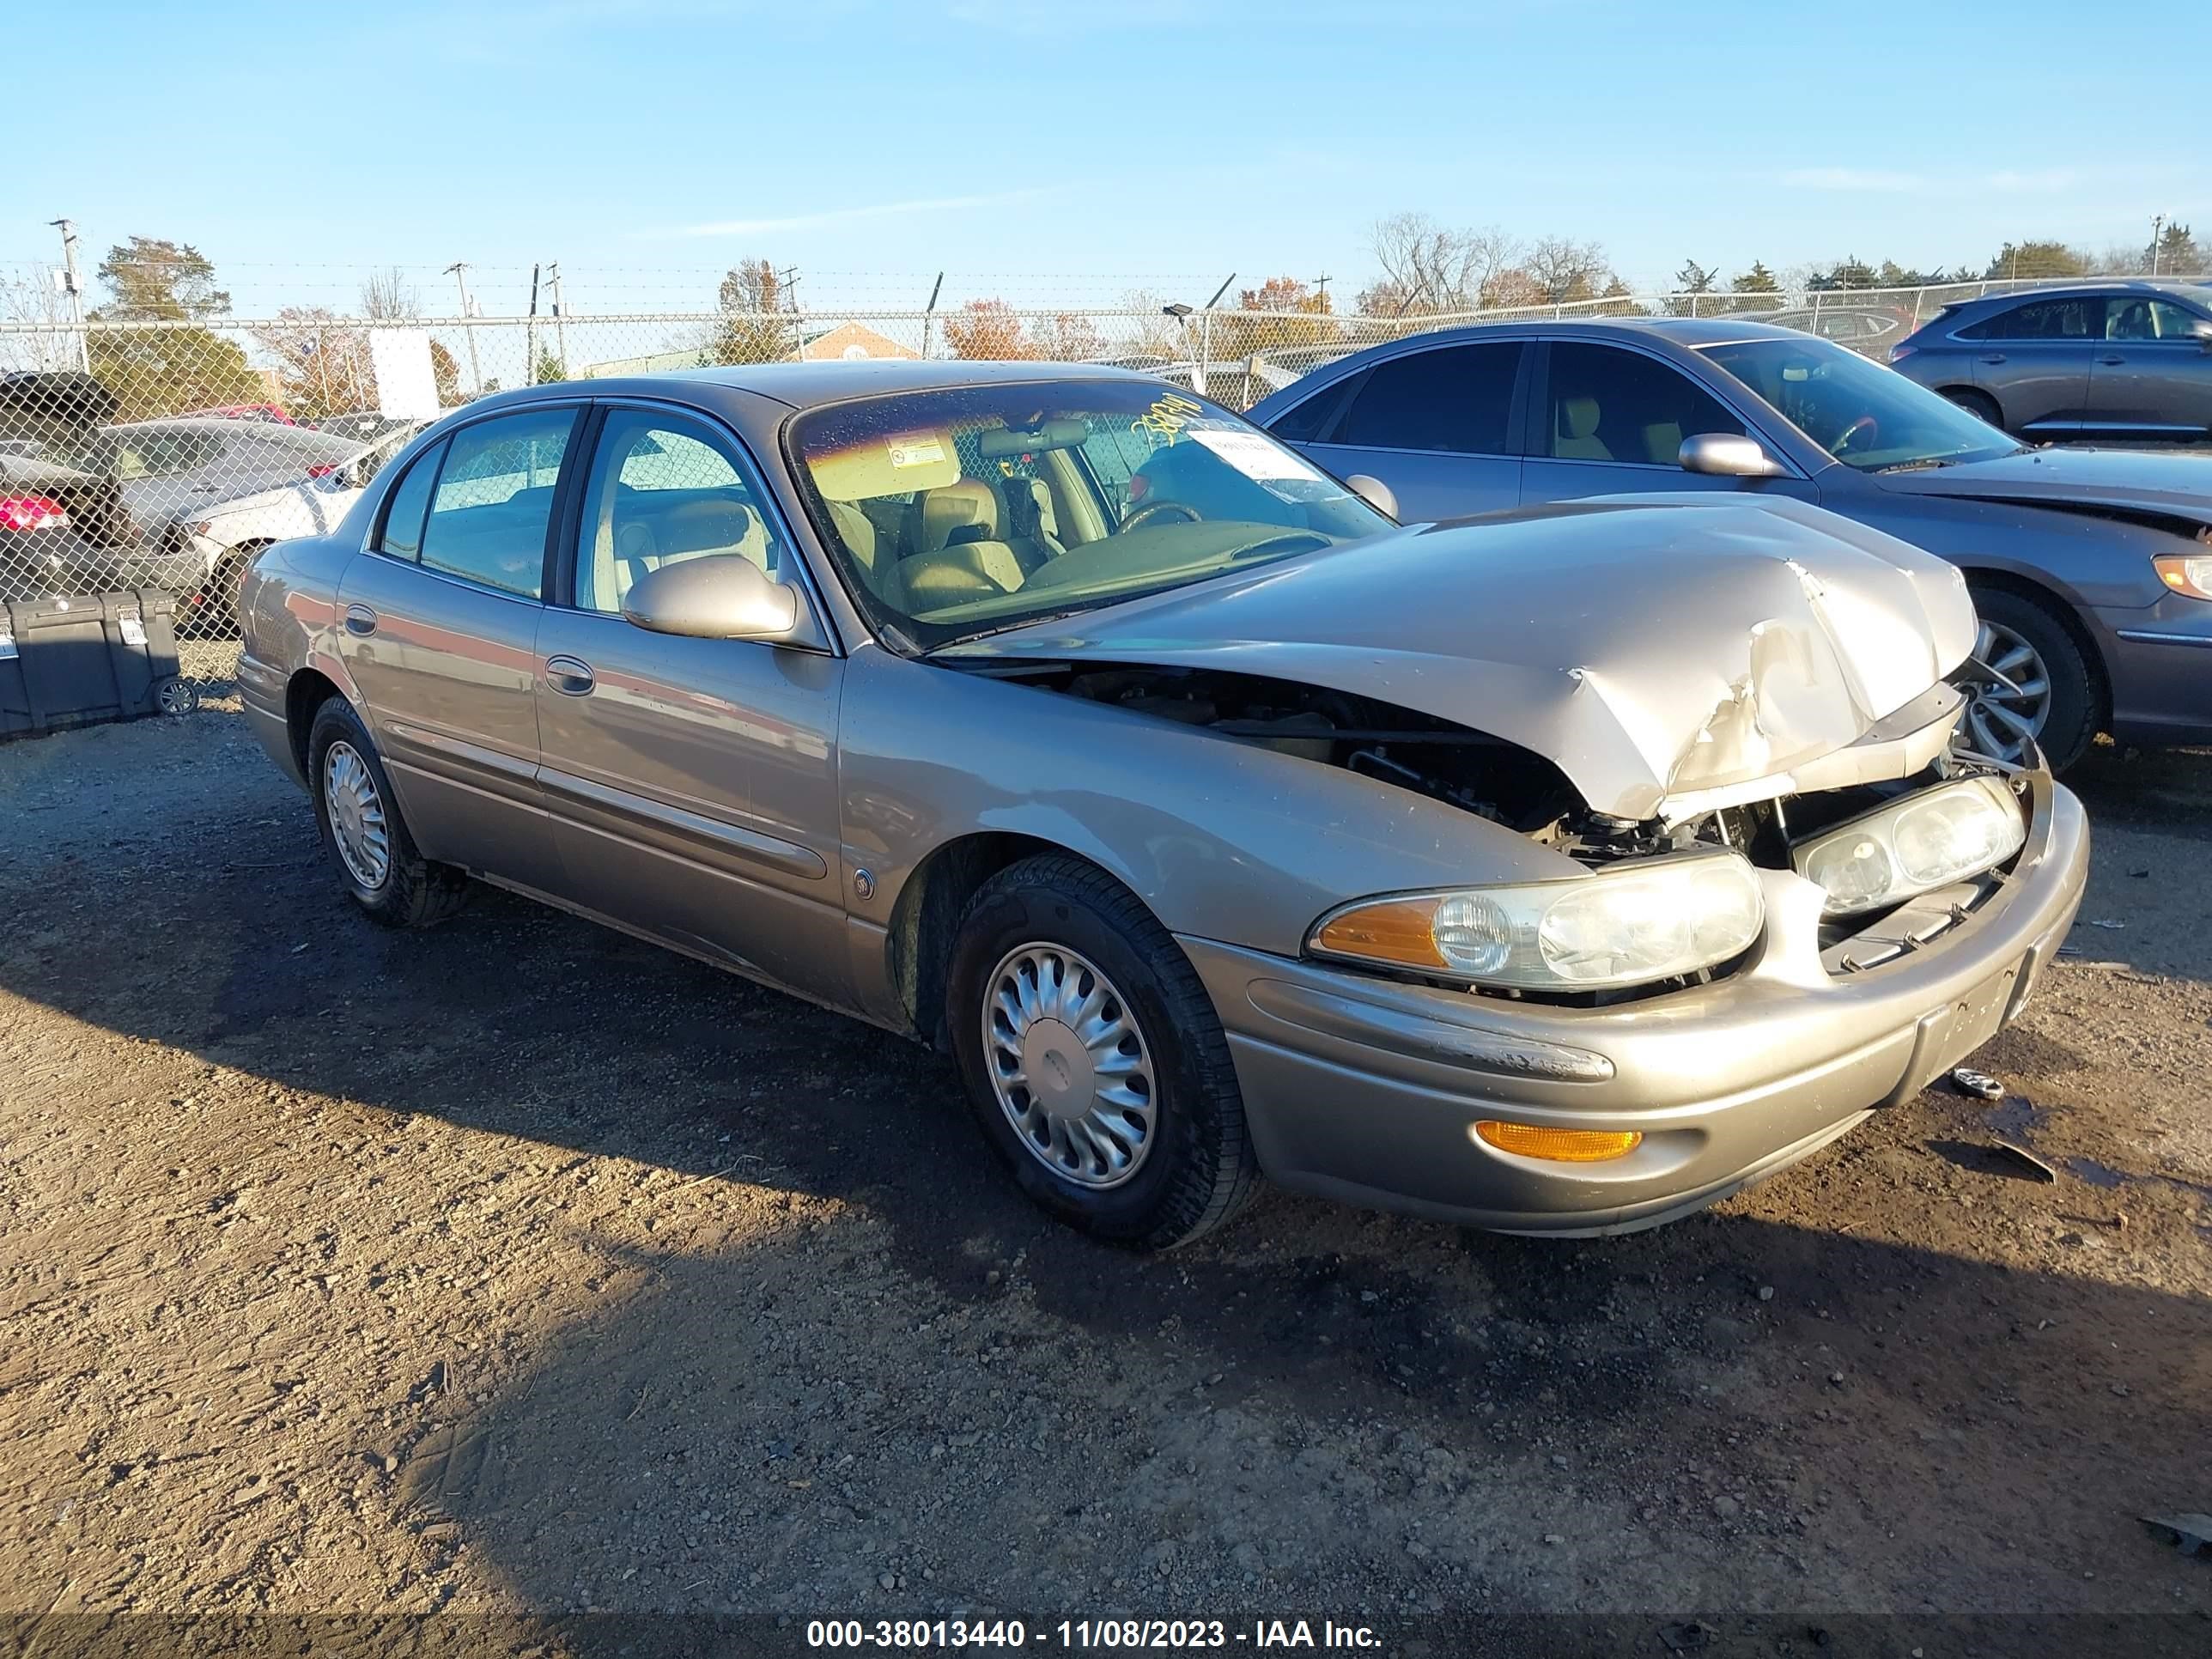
[{"xmin": 964, "ymin": 659, "xmax": 2027, "ymax": 997}]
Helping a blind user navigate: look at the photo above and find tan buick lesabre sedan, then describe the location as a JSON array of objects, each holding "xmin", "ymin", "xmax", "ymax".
[{"xmin": 237, "ymin": 362, "xmax": 2088, "ymax": 1249}]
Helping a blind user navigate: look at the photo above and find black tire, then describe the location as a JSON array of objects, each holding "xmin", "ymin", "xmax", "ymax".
[
  {"xmin": 1942, "ymin": 387, "xmax": 2005, "ymax": 430},
  {"xmin": 1966, "ymin": 586, "xmax": 2098, "ymax": 772},
  {"xmin": 305, "ymin": 697, "xmax": 471, "ymax": 928},
  {"xmin": 945, "ymin": 855, "xmax": 1257, "ymax": 1249}
]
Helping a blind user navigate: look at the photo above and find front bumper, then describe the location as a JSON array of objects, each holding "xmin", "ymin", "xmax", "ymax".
[
  {"xmin": 1184, "ymin": 770, "xmax": 2089, "ymax": 1235},
  {"xmin": 2096, "ymin": 593, "xmax": 2212, "ymax": 748}
]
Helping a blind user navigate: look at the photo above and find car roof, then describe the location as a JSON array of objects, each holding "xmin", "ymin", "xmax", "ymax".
[
  {"xmin": 1948, "ymin": 279, "xmax": 2209, "ymax": 307},
  {"xmin": 599, "ymin": 357, "xmax": 1160, "ymax": 411},
  {"xmin": 1312, "ymin": 316, "xmax": 1814, "ymax": 350}
]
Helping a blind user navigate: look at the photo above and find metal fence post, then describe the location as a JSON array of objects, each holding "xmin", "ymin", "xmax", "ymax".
[{"xmin": 1195, "ymin": 309, "xmax": 1211, "ymax": 398}]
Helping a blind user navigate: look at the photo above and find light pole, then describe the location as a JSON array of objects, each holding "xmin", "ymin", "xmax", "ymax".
[
  {"xmin": 2150, "ymin": 215, "xmax": 2166, "ymax": 277},
  {"xmin": 546, "ymin": 262, "xmax": 567, "ymax": 378},
  {"xmin": 444, "ymin": 262, "xmax": 482, "ymax": 395},
  {"xmin": 48, "ymin": 217, "xmax": 88, "ymax": 374}
]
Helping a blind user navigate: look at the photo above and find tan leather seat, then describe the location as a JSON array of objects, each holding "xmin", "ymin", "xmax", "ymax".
[
  {"xmin": 899, "ymin": 477, "xmax": 1028, "ymax": 607},
  {"xmin": 826, "ymin": 498, "xmax": 903, "ymax": 610},
  {"xmin": 1554, "ymin": 396, "xmax": 1611, "ymax": 460}
]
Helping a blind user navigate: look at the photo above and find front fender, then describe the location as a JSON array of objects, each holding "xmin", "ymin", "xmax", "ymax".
[{"xmin": 838, "ymin": 647, "xmax": 1585, "ymax": 963}]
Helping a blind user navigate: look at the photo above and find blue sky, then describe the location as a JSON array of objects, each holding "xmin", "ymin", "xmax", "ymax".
[{"xmin": 9, "ymin": 0, "xmax": 2208, "ymax": 315}]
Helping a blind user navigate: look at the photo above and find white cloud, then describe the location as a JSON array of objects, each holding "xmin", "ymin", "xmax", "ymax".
[{"xmin": 661, "ymin": 188, "xmax": 1054, "ymax": 239}]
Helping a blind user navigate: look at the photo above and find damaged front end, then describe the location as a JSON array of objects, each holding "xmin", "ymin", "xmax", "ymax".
[{"xmin": 945, "ymin": 653, "xmax": 2029, "ymax": 1009}]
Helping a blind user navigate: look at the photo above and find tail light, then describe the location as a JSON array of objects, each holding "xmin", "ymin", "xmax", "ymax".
[
  {"xmin": 307, "ymin": 463, "xmax": 340, "ymax": 479},
  {"xmin": 0, "ymin": 495, "xmax": 68, "ymax": 532}
]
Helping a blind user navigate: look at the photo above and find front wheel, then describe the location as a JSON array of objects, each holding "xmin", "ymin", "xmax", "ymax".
[
  {"xmin": 1961, "ymin": 587, "xmax": 2096, "ymax": 771},
  {"xmin": 1942, "ymin": 387, "xmax": 2005, "ymax": 431},
  {"xmin": 945, "ymin": 855, "xmax": 1257, "ymax": 1249},
  {"xmin": 305, "ymin": 698, "xmax": 471, "ymax": 928}
]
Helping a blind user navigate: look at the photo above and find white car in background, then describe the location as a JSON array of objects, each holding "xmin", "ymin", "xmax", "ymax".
[{"xmin": 180, "ymin": 417, "xmax": 433, "ymax": 624}]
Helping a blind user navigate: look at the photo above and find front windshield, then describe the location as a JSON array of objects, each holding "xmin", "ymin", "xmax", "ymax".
[
  {"xmin": 1700, "ymin": 337, "xmax": 2021, "ymax": 471},
  {"xmin": 790, "ymin": 380, "xmax": 1393, "ymax": 650}
]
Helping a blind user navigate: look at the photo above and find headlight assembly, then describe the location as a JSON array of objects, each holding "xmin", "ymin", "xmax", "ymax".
[
  {"xmin": 2154, "ymin": 553, "xmax": 2212, "ymax": 601},
  {"xmin": 1309, "ymin": 852, "xmax": 1765, "ymax": 993},
  {"xmin": 1792, "ymin": 775, "xmax": 2025, "ymax": 918}
]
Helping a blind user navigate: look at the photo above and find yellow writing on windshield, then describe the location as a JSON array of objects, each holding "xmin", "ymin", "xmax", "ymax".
[{"xmin": 1131, "ymin": 392, "xmax": 1205, "ymax": 442}]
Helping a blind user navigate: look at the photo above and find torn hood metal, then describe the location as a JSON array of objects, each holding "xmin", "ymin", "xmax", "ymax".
[{"xmin": 939, "ymin": 495, "xmax": 1978, "ymax": 821}]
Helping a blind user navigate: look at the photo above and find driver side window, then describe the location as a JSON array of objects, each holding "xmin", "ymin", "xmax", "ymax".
[
  {"xmin": 1542, "ymin": 343, "xmax": 1744, "ymax": 465},
  {"xmin": 572, "ymin": 410, "xmax": 785, "ymax": 616}
]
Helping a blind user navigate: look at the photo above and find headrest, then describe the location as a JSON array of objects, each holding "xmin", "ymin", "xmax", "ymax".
[
  {"xmin": 1559, "ymin": 397, "xmax": 1601, "ymax": 440},
  {"xmin": 912, "ymin": 478, "xmax": 1000, "ymax": 554}
]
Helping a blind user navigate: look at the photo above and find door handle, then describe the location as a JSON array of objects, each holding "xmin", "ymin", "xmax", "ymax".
[
  {"xmin": 343, "ymin": 604, "xmax": 377, "ymax": 636},
  {"xmin": 544, "ymin": 655, "xmax": 596, "ymax": 696},
  {"xmin": 1978, "ymin": 353, "xmax": 2008, "ymax": 364},
  {"xmin": 2096, "ymin": 354, "xmax": 2125, "ymax": 365}
]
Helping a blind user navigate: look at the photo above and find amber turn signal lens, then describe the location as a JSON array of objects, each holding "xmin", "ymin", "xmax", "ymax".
[
  {"xmin": 1474, "ymin": 1121, "xmax": 1643, "ymax": 1162},
  {"xmin": 1312, "ymin": 898, "xmax": 1448, "ymax": 969}
]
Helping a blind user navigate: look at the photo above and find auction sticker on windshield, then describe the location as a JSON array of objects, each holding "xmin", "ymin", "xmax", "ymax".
[{"xmin": 1187, "ymin": 426, "xmax": 1332, "ymax": 498}]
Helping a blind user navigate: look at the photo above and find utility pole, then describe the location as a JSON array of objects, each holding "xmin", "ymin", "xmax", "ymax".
[
  {"xmin": 526, "ymin": 263, "xmax": 541, "ymax": 384},
  {"xmin": 547, "ymin": 262, "xmax": 567, "ymax": 378},
  {"xmin": 1310, "ymin": 273, "xmax": 1333, "ymax": 309},
  {"xmin": 445, "ymin": 261, "xmax": 482, "ymax": 394},
  {"xmin": 48, "ymin": 217, "xmax": 88, "ymax": 374},
  {"xmin": 2150, "ymin": 214, "xmax": 2166, "ymax": 277},
  {"xmin": 780, "ymin": 266, "xmax": 803, "ymax": 359}
]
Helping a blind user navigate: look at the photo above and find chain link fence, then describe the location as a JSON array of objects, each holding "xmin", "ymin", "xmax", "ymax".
[{"xmin": 2, "ymin": 272, "xmax": 2201, "ymax": 689}]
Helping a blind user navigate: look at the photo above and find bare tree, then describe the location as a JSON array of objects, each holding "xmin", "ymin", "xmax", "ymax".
[
  {"xmin": 361, "ymin": 267, "xmax": 421, "ymax": 320},
  {"xmin": 1524, "ymin": 236, "xmax": 1612, "ymax": 303},
  {"xmin": 1368, "ymin": 213, "xmax": 1522, "ymax": 313},
  {"xmin": 0, "ymin": 264, "xmax": 78, "ymax": 371}
]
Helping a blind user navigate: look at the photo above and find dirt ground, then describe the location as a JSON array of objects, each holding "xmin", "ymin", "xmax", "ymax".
[{"xmin": 3, "ymin": 660, "xmax": 2209, "ymax": 1655}]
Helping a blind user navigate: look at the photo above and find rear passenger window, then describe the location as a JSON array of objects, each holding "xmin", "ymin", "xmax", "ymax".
[
  {"xmin": 1333, "ymin": 343, "xmax": 1522, "ymax": 454},
  {"xmin": 376, "ymin": 441, "xmax": 442, "ymax": 561},
  {"xmin": 416, "ymin": 409, "xmax": 576, "ymax": 599},
  {"xmin": 1543, "ymin": 343, "xmax": 1743, "ymax": 465},
  {"xmin": 1980, "ymin": 300, "xmax": 2096, "ymax": 341}
]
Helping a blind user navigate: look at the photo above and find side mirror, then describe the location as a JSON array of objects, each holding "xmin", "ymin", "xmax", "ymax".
[
  {"xmin": 1345, "ymin": 472, "xmax": 1400, "ymax": 520},
  {"xmin": 1680, "ymin": 433, "xmax": 1786, "ymax": 478},
  {"xmin": 2192, "ymin": 319, "xmax": 2212, "ymax": 350},
  {"xmin": 621, "ymin": 555, "xmax": 799, "ymax": 641}
]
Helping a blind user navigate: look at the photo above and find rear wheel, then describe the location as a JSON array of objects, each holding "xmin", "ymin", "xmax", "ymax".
[
  {"xmin": 945, "ymin": 855, "xmax": 1257, "ymax": 1249},
  {"xmin": 1942, "ymin": 387, "xmax": 2005, "ymax": 430},
  {"xmin": 305, "ymin": 698, "xmax": 471, "ymax": 928},
  {"xmin": 1961, "ymin": 586, "xmax": 2096, "ymax": 770}
]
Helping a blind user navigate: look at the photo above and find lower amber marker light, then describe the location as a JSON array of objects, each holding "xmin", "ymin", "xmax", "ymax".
[{"xmin": 1474, "ymin": 1121, "xmax": 1643, "ymax": 1162}]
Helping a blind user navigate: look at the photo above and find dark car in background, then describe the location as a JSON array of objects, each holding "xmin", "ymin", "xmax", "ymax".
[
  {"xmin": 1249, "ymin": 319, "xmax": 2212, "ymax": 769},
  {"xmin": 1887, "ymin": 281, "xmax": 2212, "ymax": 441},
  {"xmin": 0, "ymin": 371, "xmax": 139, "ymax": 603}
]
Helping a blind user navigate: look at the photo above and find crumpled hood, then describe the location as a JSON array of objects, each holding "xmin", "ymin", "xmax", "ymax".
[
  {"xmin": 942, "ymin": 494, "xmax": 1978, "ymax": 821},
  {"xmin": 1875, "ymin": 445, "xmax": 2212, "ymax": 526}
]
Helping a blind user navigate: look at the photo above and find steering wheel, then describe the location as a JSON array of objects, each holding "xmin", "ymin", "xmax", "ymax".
[
  {"xmin": 1832, "ymin": 414, "xmax": 1880, "ymax": 453},
  {"xmin": 1121, "ymin": 499, "xmax": 1203, "ymax": 532}
]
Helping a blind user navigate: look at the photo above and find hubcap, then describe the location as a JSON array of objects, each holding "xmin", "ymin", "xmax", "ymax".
[
  {"xmin": 983, "ymin": 942, "xmax": 1157, "ymax": 1189},
  {"xmin": 1963, "ymin": 619, "xmax": 2051, "ymax": 764},
  {"xmin": 322, "ymin": 740, "xmax": 392, "ymax": 891}
]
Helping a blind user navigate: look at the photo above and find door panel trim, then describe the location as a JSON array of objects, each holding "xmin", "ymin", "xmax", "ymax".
[{"xmin": 538, "ymin": 763, "xmax": 830, "ymax": 880}]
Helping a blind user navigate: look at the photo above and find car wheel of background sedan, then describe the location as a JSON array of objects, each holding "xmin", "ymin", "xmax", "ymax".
[
  {"xmin": 305, "ymin": 698, "xmax": 471, "ymax": 929},
  {"xmin": 945, "ymin": 854, "xmax": 1257, "ymax": 1249},
  {"xmin": 1942, "ymin": 388, "xmax": 2005, "ymax": 431},
  {"xmin": 1961, "ymin": 587, "xmax": 2094, "ymax": 771}
]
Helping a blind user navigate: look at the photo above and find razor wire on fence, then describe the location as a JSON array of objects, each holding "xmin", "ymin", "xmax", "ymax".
[{"xmin": 0, "ymin": 271, "xmax": 2202, "ymax": 675}]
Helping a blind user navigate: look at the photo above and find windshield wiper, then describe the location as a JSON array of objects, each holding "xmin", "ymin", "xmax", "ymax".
[
  {"xmin": 925, "ymin": 609, "xmax": 1097, "ymax": 654},
  {"xmin": 1872, "ymin": 457, "xmax": 1957, "ymax": 473}
]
